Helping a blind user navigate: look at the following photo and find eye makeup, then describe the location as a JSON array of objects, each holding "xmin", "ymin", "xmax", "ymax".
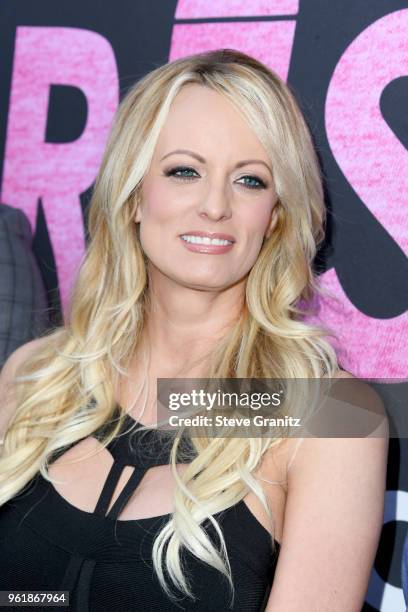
[{"xmin": 163, "ymin": 165, "xmax": 268, "ymax": 190}]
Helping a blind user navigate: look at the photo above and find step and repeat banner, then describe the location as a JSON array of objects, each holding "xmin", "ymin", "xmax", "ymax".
[{"xmin": 0, "ymin": 1, "xmax": 407, "ymax": 609}]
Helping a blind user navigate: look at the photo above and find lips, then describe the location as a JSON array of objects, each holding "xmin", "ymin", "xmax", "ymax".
[{"xmin": 180, "ymin": 230, "xmax": 236, "ymax": 242}]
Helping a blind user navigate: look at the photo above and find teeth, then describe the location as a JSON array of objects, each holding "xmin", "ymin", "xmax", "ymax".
[{"xmin": 181, "ymin": 235, "xmax": 232, "ymax": 246}]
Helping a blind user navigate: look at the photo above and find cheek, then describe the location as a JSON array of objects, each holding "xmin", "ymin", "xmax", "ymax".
[
  {"xmin": 260, "ymin": 199, "xmax": 275, "ymax": 227},
  {"xmin": 138, "ymin": 183, "xmax": 182, "ymax": 257},
  {"xmin": 243, "ymin": 202, "xmax": 273, "ymax": 238},
  {"xmin": 141, "ymin": 184, "xmax": 172, "ymax": 222}
]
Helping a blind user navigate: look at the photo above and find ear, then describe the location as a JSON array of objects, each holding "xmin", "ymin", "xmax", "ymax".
[{"xmin": 264, "ymin": 200, "xmax": 280, "ymax": 240}]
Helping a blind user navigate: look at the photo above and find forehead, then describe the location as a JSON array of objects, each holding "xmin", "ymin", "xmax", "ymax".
[{"xmin": 153, "ymin": 83, "xmax": 268, "ymax": 161}]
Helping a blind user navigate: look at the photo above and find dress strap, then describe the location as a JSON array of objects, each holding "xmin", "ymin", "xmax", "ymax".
[
  {"xmin": 104, "ymin": 467, "xmax": 148, "ymax": 520},
  {"xmin": 93, "ymin": 461, "xmax": 126, "ymax": 517}
]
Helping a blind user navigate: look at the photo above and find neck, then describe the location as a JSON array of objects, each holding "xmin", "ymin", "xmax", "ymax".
[{"xmin": 143, "ymin": 268, "xmax": 246, "ymax": 371}]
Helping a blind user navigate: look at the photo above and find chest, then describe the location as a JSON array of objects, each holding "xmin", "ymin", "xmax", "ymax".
[{"xmin": 47, "ymin": 428, "xmax": 288, "ymax": 544}]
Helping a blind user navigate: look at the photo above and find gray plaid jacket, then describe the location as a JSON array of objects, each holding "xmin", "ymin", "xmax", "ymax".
[{"xmin": 0, "ymin": 203, "xmax": 49, "ymax": 367}]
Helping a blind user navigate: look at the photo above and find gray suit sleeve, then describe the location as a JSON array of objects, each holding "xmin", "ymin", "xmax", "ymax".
[{"xmin": 0, "ymin": 204, "xmax": 50, "ymax": 367}]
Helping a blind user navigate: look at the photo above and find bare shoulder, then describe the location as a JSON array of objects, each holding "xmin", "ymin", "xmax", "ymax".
[
  {"xmin": 0, "ymin": 337, "xmax": 50, "ymax": 441},
  {"xmin": 261, "ymin": 369, "xmax": 389, "ymax": 488},
  {"xmin": 333, "ymin": 367, "xmax": 354, "ymax": 378},
  {"xmin": 288, "ymin": 368, "xmax": 388, "ymax": 473},
  {"xmin": 265, "ymin": 369, "xmax": 390, "ymax": 610},
  {"xmin": 259, "ymin": 371, "xmax": 353, "ymax": 478},
  {"xmin": 0, "ymin": 336, "xmax": 50, "ymax": 382}
]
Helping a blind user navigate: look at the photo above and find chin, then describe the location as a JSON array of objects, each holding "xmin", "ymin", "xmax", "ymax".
[{"xmin": 171, "ymin": 275, "xmax": 229, "ymax": 291}]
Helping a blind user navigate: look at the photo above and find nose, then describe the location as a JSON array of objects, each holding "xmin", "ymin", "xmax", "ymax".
[{"xmin": 196, "ymin": 180, "xmax": 232, "ymax": 222}]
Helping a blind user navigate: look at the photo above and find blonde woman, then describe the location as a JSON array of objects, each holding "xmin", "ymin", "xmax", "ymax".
[{"xmin": 0, "ymin": 49, "xmax": 388, "ymax": 611}]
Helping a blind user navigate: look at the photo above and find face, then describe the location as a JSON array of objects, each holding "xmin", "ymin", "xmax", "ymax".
[{"xmin": 136, "ymin": 83, "xmax": 279, "ymax": 292}]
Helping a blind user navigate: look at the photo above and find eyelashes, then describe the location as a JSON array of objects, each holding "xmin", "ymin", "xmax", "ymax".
[{"xmin": 163, "ymin": 165, "xmax": 267, "ymax": 190}]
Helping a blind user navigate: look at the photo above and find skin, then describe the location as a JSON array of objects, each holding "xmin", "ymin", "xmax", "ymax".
[
  {"xmin": 131, "ymin": 82, "xmax": 279, "ymax": 395},
  {"xmin": 128, "ymin": 82, "xmax": 388, "ymax": 610},
  {"xmin": 0, "ymin": 82, "xmax": 388, "ymax": 611}
]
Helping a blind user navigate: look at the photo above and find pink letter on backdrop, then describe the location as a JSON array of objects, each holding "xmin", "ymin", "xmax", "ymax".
[
  {"xmin": 170, "ymin": 0, "xmax": 299, "ymax": 82},
  {"xmin": 170, "ymin": 4, "xmax": 406, "ymax": 378},
  {"xmin": 175, "ymin": 0, "xmax": 298, "ymax": 18},
  {"xmin": 312, "ymin": 9, "xmax": 408, "ymax": 378},
  {"xmin": 1, "ymin": 26, "xmax": 119, "ymax": 316}
]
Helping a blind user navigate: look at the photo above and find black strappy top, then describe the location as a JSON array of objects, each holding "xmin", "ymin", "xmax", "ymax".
[{"xmin": 0, "ymin": 410, "xmax": 280, "ymax": 611}]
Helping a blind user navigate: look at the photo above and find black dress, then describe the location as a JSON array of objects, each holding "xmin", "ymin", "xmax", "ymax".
[{"xmin": 0, "ymin": 409, "xmax": 280, "ymax": 611}]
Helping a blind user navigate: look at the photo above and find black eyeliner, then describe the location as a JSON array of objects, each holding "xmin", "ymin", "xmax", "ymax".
[{"xmin": 164, "ymin": 166, "xmax": 267, "ymax": 189}]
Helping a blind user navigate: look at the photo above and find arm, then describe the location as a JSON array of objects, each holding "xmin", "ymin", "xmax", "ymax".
[{"xmin": 265, "ymin": 372, "xmax": 389, "ymax": 611}]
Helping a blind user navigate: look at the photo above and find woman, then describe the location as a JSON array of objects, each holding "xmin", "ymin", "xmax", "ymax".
[{"xmin": 0, "ymin": 49, "xmax": 388, "ymax": 611}]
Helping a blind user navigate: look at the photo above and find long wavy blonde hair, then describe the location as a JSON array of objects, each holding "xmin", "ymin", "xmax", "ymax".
[{"xmin": 0, "ymin": 49, "xmax": 339, "ymax": 602}]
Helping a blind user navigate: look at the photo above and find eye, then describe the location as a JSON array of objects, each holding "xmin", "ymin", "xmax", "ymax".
[
  {"xmin": 163, "ymin": 166, "xmax": 267, "ymax": 190},
  {"xmin": 164, "ymin": 166, "xmax": 199, "ymax": 182},
  {"xmin": 237, "ymin": 175, "xmax": 267, "ymax": 190}
]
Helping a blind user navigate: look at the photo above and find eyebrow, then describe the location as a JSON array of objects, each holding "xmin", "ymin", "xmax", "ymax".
[{"xmin": 160, "ymin": 149, "xmax": 273, "ymax": 176}]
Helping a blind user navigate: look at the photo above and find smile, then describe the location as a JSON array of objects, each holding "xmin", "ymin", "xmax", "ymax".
[
  {"xmin": 181, "ymin": 235, "xmax": 233, "ymax": 245},
  {"xmin": 179, "ymin": 235, "xmax": 235, "ymax": 254}
]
